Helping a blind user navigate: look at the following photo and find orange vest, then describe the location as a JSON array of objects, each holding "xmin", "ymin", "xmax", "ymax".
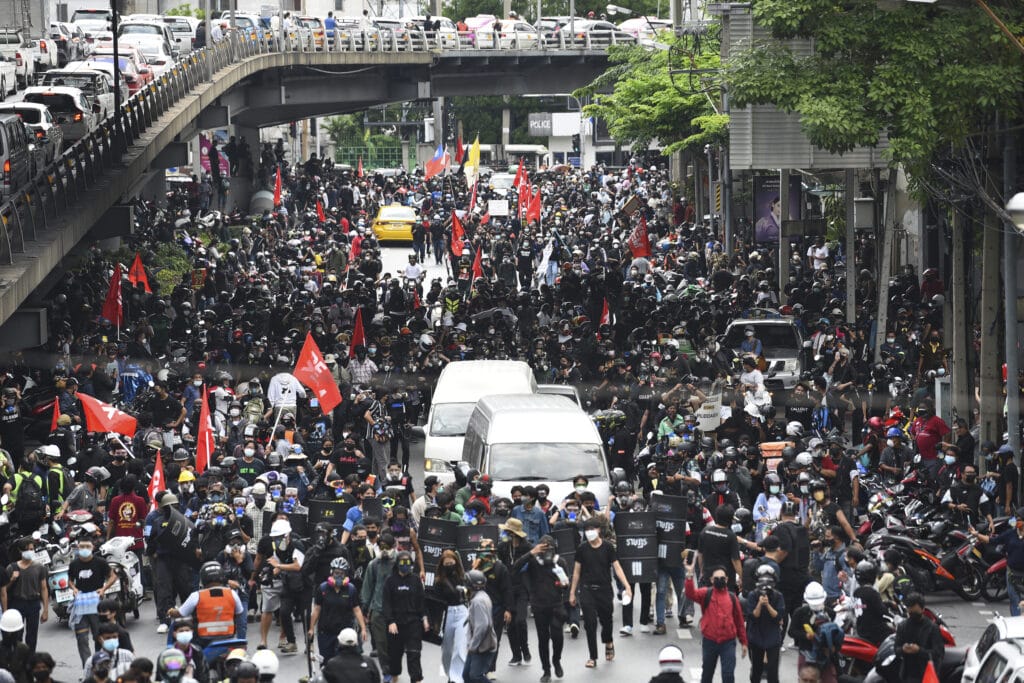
[{"xmin": 195, "ymin": 587, "xmax": 236, "ymax": 638}]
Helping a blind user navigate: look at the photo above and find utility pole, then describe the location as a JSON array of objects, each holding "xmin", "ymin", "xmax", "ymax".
[
  {"xmin": 721, "ymin": 91, "xmax": 733, "ymax": 254},
  {"xmin": 1004, "ymin": 129, "xmax": 1020, "ymax": 456},
  {"xmin": 980, "ymin": 207, "xmax": 1002, "ymax": 448},
  {"xmin": 778, "ymin": 168, "xmax": 791, "ymax": 292},
  {"xmin": 873, "ymin": 169, "xmax": 896, "ymax": 363},
  {"xmin": 845, "ymin": 169, "xmax": 857, "ymax": 323},
  {"xmin": 950, "ymin": 208, "xmax": 969, "ymax": 420}
]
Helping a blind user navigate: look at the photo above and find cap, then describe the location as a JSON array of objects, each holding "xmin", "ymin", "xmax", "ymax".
[
  {"xmin": 270, "ymin": 520, "xmax": 292, "ymax": 537},
  {"xmin": 251, "ymin": 483, "xmax": 267, "ymax": 495}
]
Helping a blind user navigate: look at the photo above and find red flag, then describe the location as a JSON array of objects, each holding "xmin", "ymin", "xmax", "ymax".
[
  {"xmin": 128, "ymin": 252, "xmax": 151, "ymax": 293},
  {"xmin": 357, "ymin": 156, "xmax": 364, "ymax": 178},
  {"xmin": 78, "ymin": 392, "xmax": 137, "ymax": 436},
  {"xmin": 348, "ymin": 308, "xmax": 366, "ymax": 359},
  {"xmin": 49, "ymin": 399, "xmax": 60, "ymax": 433},
  {"xmin": 472, "ymin": 246, "xmax": 483, "ymax": 280},
  {"xmin": 627, "ymin": 215, "xmax": 653, "ymax": 258},
  {"xmin": 456, "ymin": 135, "xmax": 465, "ymax": 164},
  {"xmin": 480, "ymin": 212, "xmax": 490, "ymax": 225},
  {"xmin": 316, "ymin": 200, "xmax": 326, "ymax": 223},
  {"xmin": 101, "ymin": 263, "xmax": 123, "ymax": 326},
  {"xmin": 451, "ymin": 214, "xmax": 465, "ymax": 257},
  {"xmin": 195, "ymin": 386, "xmax": 213, "ymax": 474},
  {"xmin": 922, "ymin": 662, "xmax": 939, "ymax": 683},
  {"xmin": 600, "ymin": 298, "xmax": 611, "ymax": 326},
  {"xmin": 526, "ymin": 188, "xmax": 542, "ymax": 223},
  {"xmin": 413, "ymin": 289, "xmax": 422, "ymax": 310},
  {"xmin": 273, "ymin": 166, "xmax": 282, "ymax": 207},
  {"xmin": 512, "ymin": 157, "xmax": 525, "ymax": 189},
  {"xmin": 518, "ymin": 182, "xmax": 531, "ymax": 218},
  {"xmin": 294, "ymin": 332, "xmax": 342, "ymax": 414},
  {"xmin": 148, "ymin": 450, "xmax": 166, "ymax": 510}
]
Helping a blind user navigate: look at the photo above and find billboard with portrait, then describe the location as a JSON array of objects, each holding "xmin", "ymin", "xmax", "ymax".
[{"xmin": 753, "ymin": 175, "xmax": 802, "ymax": 244}]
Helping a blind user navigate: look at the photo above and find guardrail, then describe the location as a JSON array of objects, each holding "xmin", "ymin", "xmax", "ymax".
[{"xmin": 0, "ymin": 28, "xmax": 619, "ymax": 265}]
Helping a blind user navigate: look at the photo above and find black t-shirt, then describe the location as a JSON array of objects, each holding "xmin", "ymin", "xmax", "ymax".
[
  {"xmin": 574, "ymin": 541, "xmax": 618, "ymax": 589},
  {"xmin": 697, "ymin": 524, "xmax": 739, "ymax": 581},
  {"xmin": 853, "ymin": 585, "xmax": 891, "ymax": 645},
  {"xmin": 314, "ymin": 580, "xmax": 360, "ymax": 632},
  {"xmin": 772, "ymin": 521, "xmax": 810, "ymax": 577},
  {"xmin": 69, "ymin": 557, "xmax": 111, "ymax": 593},
  {"xmin": 149, "ymin": 395, "xmax": 183, "ymax": 426},
  {"xmin": 785, "ymin": 397, "xmax": 815, "ymax": 431}
]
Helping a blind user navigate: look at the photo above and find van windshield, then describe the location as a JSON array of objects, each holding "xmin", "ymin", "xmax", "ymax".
[
  {"xmin": 488, "ymin": 443, "xmax": 605, "ymax": 481},
  {"xmin": 725, "ymin": 324, "xmax": 799, "ymax": 351},
  {"xmin": 430, "ymin": 403, "xmax": 476, "ymax": 437},
  {"xmin": 24, "ymin": 93, "xmax": 78, "ymax": 112}
]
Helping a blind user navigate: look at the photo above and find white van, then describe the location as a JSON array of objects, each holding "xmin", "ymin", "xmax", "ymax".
[
  {"xmin": 422, "ymin": 360, "xmax": 538, "ymax": 482},
  {"xmin": 461, "ymin": 394, "xmax": 609, "ymax": 504}
]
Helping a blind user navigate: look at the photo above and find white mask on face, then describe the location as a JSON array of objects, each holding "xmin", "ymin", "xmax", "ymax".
[
  {"xmin": 886, "ymin": 439, "xmax": 894, "ymax": 448},
  {"xmin": 585, "ymin": 529, "xmax": 599, "ymax": 542}
]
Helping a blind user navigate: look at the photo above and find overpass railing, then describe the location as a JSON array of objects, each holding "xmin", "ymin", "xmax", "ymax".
[{"xmin": 0, "ymin": 27, "xmax": 619, "ymax": 265}]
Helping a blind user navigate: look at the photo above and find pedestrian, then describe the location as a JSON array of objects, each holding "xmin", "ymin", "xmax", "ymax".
[
  {"xmin": 973, "ymin": 508, "xmax": 1024, "ymax": 615},
  {"xmin": 496, "ymin": 517, "xmax": 532, "ymax": 666},
  {"xmin": 684, "ymin": 558, "xmax": 747, "ymax": 683},
  {"xmin": 166, "ymin": 562, "xmax": 244, "ymax": 649},
  {"xmin": 323, "ymin": 628, "xmax": 380, "ymax": 683},
  {"xmin": 68, "ymin": 537, "xmax": 116, "ymax": 666},
  {"xmin": 741, "ymin": 564, "xmax": 785, "ymax": 683},
  {"xmin": 0, "ymin": 610, "xmax": 29, "ymax": 683},
  {"xmin": 512, "ymin": 534, "xmax": 569, "ymax": 681},
  {"xmin": 382, "ymin": 551, "xmax": 427, "ymax": 683},
  {"xmin": 361, "ymin": 532, "xmax": 397, "ymax": 680},
  {"xmin": 310, "ymin": 558, "xmax": 368, "ymax": 664},
  {"xmin": 788, "ymin": 582, "xmax": 841, "ymax": 683},
  {"xmin": 0, "ymin": 536, "xmax": 48, "ymax": 650},
  {"xmin": 463, "ymin": 570, "xmax": 497, "ymax": 683},
  {"xmin": 568, "ymin": 518, "xmax": 632, "ymax": 668},
  {"xmin": 251, "ymin": 519, "xmax": 306, "ymax": 654},
  {"xmin": 893, "ymin": 593, "xmax": 944, "ymax": 683},
  {"xmin": 649, "ymin": 645, "xmax": 685, "ymax": 683},
  {"xmin": 434, "ymin": 549, "xmax": 468, "ymax": 683}
]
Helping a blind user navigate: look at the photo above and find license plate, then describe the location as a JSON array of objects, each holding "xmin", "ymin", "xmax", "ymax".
[
  {"xmin": 55, "ymin": 589, "xmax": 73, "ymax": 602},
  {"xmin": 107, "ymin": 580, "xmax": 120, "ymax": 593},
  {"xmin": 33, "ymin": 550, "xmax": 50, "ymax": 565}
]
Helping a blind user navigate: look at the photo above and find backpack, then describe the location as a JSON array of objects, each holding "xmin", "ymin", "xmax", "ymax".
[
  {"xmin": 14, "ymin": 473, "xmax": 45, "ymax": 520},
  {"xmin": 702, "ymin": 586, "xmax": 739, "ymax": 614}
]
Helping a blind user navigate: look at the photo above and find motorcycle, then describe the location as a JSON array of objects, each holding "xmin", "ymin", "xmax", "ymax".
[
  {"xmin": 99, "ymin": 536, "xmax": 143, "ymax": 625},
  {"xmin": 862, "ymin": 633, "xmax": 967, "ymax": 683},
  {"xmin": 983, "ymin": 558, "xmax": 1008, "ymax": 602},
  {"xmin": 46, "ymin": 537, "xmax": 75, "ymax": 622}
]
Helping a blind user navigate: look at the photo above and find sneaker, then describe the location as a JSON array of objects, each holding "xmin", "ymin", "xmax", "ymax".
[
  {"xmin": 569, "ymin": 624, "xmax": 580, "ymax": 639},
  {"xmin": 653, "ymin": 624, "xmax": 667, "ymax": 635},
  {"xmin": 280, "ymin": 642, "xmax": 297, "ymax": 654},
  {"xmin": 682, "ymin": 615, "xmax": 693, "ymax": 627},
  {"xmin": 553, "ymin": 663, "xmax": 563, "ymax": 679},
  {"xmin": 619, "ymin": 625, "xmax": 633, "ymax": 636},
  {"xmin": 486, "ymin": 674, "xmax": 497, "ymax": 680},
  {"xmin": 508, "ymin": 659, "xmax": 522, "ymax": 667},
  {"xmin": 640, "ymin": 624, "xmax": 651, "ymax": 634},
  {"xmin": 156, "ymin": 623, "xmax": 168, "ymax": 634},
  {"xmin": 383, "ymin": 676, "xmax": 392, "ymax": 683},
  {"xmin": 779, "ymin": 645, "xmax": 787, "ymax": 653},
  {"xmin": 540, "ymin": 675, "xmax": 551, "ymax": 683},
  {"xmin": 523, "ymin": 655, "xmax": 532, "ymax": 665}
]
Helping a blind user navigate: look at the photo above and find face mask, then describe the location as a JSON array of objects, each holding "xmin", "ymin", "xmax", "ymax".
[
  {"xmin": 78, "ymin": 548, "xmax": 93, "ymax": 559},
  {"xmin": 21, "ymin": 551, "xmax": 33, "ymax": 561},
  {"xmin": 193, "ymin": 380, "xmax": 203, "ymax": 387},
  {"xmin": 368, "ymin": 346, "xmax": 378, "ymax": 355},
  {"xmin": 180, "ymin": 484, "xmax": 193, "ymax": 495},
  {"xmin": 102, "ymin": 639, "xmax": 118, "ymax": 652},
  {"xmin": 886, "ymin": 439, "xmax": 894, "ymax": 448},
  {"xmin": 367, "ymin": 530, "xmax": 379, "ymax": 540},
  {"xmin": 253, "ymin": 496, "xmax": 266, "ymax": 507},
  {"xmin": 909, "ymin": 612, "xmax": 923, "ymax": 622},
  {"xmin": 966, "ymin": 474, "xmax": 977, "ymax": 484},
  {"xmin": 537, "ymin": 491, "xmax": 547, "ymax": 500},
  {"xmin": 769, "ymin": 485, "xmax": 780, "ymax": 495},
  {"xmin": 574, "ymin": 485, "xmax": 586, "ymax": 493},
  {"xmin": 712, "ymin": 577, "xmax": 727, "ymax": 590},
  {"xmin": 175, "ymin": 631, "xmax": 193, "ymax": 646},
  {"xmin": 944, "ymin": 455, "xmax": 956, "ymax": 465},
  {"xmin": 398, "ymin": 562, "xmax": 413, "ymax": 575},
  {"xmin": 731, "ymin": 523, "xmax": 743, "ymax": 534},
  {"xmin": 715, "ymin": 483, "xmax": 728, "ymax": 493},
  {"xmin": 229, "ymin": 409, "xmax": 241, "ymax": 418},
  {"xmin": 243, "ymin": 448, "xmax": 255, "ymax": 457},
  {"xmin": 32, "ymin": 670, "xmax": 49, "ymax": 682},
  {"xmin": 886, "ymin": 337, "xmax": 895, "ymax": 344},
  {"xmin": 585, "ymin": 529, "xmax": 600, "ymax": 542}
]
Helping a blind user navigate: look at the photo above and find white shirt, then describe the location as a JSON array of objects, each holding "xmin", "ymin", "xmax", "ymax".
[
  {"xmin": 808, "ymin": 244, "xmax": 829, "ymax": 270},
  {"xmin": 267, "ymin": 372, "xmax": 306, "ymax": 408},
  {"xmin": 404, "ymin": 263, "xmax": 425, "ymax": 280}
]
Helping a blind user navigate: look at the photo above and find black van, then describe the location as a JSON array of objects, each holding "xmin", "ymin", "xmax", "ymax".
[{"xmin": 0, "ymin": 114, "xmax": 32, "ymax": 201}]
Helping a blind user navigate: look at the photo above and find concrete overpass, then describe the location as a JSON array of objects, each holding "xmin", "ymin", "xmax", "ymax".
[{"xmin": 0, "ymin": 33, "xmax": 616, "ymax": 333}]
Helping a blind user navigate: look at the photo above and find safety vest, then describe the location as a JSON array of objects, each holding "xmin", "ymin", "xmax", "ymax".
[{"xmin": 195, "ymin": 587, "xmax": 236, "ymax": 638}]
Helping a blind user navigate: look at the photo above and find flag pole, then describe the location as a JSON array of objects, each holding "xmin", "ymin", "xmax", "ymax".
[{"xmin": 113, "ymin": 435, "xmax": 135, "ymax": 459}]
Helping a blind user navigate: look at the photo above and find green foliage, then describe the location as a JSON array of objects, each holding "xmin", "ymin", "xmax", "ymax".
[
  {"xmin": 726, "ymin": 0, "xmax": 1024, "ymax": 179},
  {"xmin": 450, "ymin": 95, "xmax": 557, "ymax": 145},
  {"xmin": 165, "ymin": 3, "xmax": 205, "ymax": 20},
  {"xmin": 574, "ymin": 35, "xmax": 727, "ymax": 156},
  {"xmin": 152, "ymin": 242, "xmax": 192, "ymax": 294}
]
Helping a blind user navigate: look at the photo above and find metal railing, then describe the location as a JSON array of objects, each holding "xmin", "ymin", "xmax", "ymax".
[{"xmin": 0, "ymin": 28, "xmax": 618, "ymax": 264}]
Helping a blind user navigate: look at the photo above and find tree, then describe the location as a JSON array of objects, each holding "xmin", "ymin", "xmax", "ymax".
[
  {"xmin": 574, "ymin": 35, "xmax": 728, "ymax": 155},
  {"xmin": 165, "ymin": 3, "xmax": 205, "ymax": 20},
  {"xmin": 725, "ymin": 0, "xmax": 1023, "ymax": 184}
]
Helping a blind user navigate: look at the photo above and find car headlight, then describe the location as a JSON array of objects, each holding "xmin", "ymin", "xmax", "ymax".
[
  {"xmin": 424, "ymin": 458, "xmax": 453, "ymax": 473},
  {"xmin": 783, "ymin": 359, "xmax": 799, "ymax": 373}
]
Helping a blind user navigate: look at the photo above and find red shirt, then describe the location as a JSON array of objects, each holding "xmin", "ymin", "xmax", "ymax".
[
  {"xmin": 109, "ymin": 492, "xmax": 147, "ymax": 550},
  {"xmin": 684, "ymin": 577, "xmax": 747, "ymax": 645},
  {"xmin": 914, "ymin": 415, "xmax": 950, "ymax": 461}
]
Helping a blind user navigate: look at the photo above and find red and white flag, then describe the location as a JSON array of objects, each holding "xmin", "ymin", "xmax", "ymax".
[
  {"xmin": 526, "ymin": 188, "xmax": 542, "ymax": 223},
  {"xmin": 627, "ymin": 215, "xmax": 653, "ymax": 258},
  {"xmin": 195, "ymin": 386, "xmax": 213, "ymax": 474},
  {"xmin": 600, "ymin": 298, "xmax": 611, "ymax": 326},
  {"xmin": 49, "ymin": 399, "xmax": 60, "ymax": 433},
  {"xmin": 78, "ymin": 392, "xmax": 137, "ymax": 436},
  {"xmin": 101, "ymin": 264, "xmax": 123, "ymax": 327},
  {"xmin": 273, "ymin": 166, "xmax": 282, "ymax": 206},
  {"xmin": 316, "ymin": 200, "xmax": 326, "ymax": 223},
  {"xmin": 455, "ymin": 134, "xmax": 465, "ymax": 164},
  {"xmin": 357, "ymin": 156, "xmax": 364, "ymax": 178},
  {"xmin": 148, "ymin": 450, "xmax": 166, "ymax": 510},
  {"xmin": 472, "ymin": 246, "xmax": 483, "ymax": 280},
  {"xmin": 294, "ymin": 332, "xmax": 342, "ymax": 414}
]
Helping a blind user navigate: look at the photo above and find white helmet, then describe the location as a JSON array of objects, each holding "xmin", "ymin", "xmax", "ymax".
[
  {"xmin": 337, "ymin": 627, "xmax": 359, "ymax": 647},
  {"xmin": 419, "ymin": 334, "xmax": 435, "ymax": 352},
  {"xmin": 658, "ymin": 645, "xmax": 684, "ymax": 673},
  {"xmin": 711, "ymin": 469, "xmax": 727, "ymax": 485},
  {"xmin": 0, "ymin": 609, "xmax": 23, "ymax": 632},
  {"xmin": 786, "ymin": 421, "xmax": 804, "ymax": 437},
  {"xmin": 803, "ymin": 581, "xmax": 827, "ymax": 611},
  {"xmin": 794, "ymin": 453, "xmax": 814, "ymax": 468},
  {"xmin": 250, "ymin": 649, "xmax": 279, "ymax": 676}
]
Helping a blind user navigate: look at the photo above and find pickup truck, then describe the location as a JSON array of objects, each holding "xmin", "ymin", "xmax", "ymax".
[
  {"xmin": 38, "ymin": 64, "xmax": 115, "ymax": 120},
  {"xmin": 33, "ymin": 34, "xmax": 60, "ymax": 74},
  {"xmin": 0, "ymin": 28, "xmax": 35, "ymax": 87}
]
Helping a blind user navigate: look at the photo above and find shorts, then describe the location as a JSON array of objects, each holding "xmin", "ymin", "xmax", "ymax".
[{"xmin": 261, "ymin": 583, "xmax": 282, "ymax": 613}]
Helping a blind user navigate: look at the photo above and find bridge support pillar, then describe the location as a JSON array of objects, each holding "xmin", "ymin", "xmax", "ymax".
[{"xmin": 0, "ymin": 309, "xmax": 47, "ymax": 351}]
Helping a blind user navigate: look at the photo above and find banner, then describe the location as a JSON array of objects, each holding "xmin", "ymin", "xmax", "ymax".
[
  {"xmin": 752, "ymin": 174, "xmax": 802, "ymax": 244},
  {"xmin": 550, "ymin": 527, "xmax": 579, "ymax": 568},
  {"xmin": 360, "ymin": 497, "xmax": 383, "ymax": 522},
  {"xmin": 695, "ymin": 393, "xmax": 723, "ymax": 433},
  {"xmin": 419, "ymin": 518, "xmax": 459, "ymax": 577},
  {"xmin": 649, "ymin": 494, "xmax": 688, "ymax": 567},
  {"xmin": 613, "ymin": 512, "xmax": 658, "ymax": 582},
  {"xmin": 306, "ymin": 499, "xmax": 351, "ymax": 528},
  {"xmin": 488, "ymin": 199, "xmax": 509, "ymax": 216},
  {"xmin": 457, "ymin": 524, "xmax": 499, "ymax": 566}
]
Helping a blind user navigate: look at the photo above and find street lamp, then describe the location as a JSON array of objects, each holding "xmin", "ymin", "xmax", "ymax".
[{"xmin": 1008, "ymin": 192, "xmax": 1024, "ymax": 233}]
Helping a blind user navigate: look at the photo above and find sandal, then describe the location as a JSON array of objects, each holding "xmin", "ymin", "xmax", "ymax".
[
  {"xmin": 585, "ymin": 660, "xmax": 596, "ymax": 669},
  {"xmin": 605, "ymin": 644, "xmax": 615, "ymax": 661}
]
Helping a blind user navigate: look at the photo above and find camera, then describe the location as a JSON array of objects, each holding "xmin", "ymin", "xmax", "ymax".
[{"xmin": 757, "ymin": 582, "xmax": 774, "ymax": 597}]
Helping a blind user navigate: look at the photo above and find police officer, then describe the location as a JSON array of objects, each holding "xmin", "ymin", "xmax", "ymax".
[
  {"xmin": 323, "ymin": 628, "xmax": 380, "ymax": 683},
  {"xmin": 168, "ymin": 562, "xmax": 244, "ymax": 648}
]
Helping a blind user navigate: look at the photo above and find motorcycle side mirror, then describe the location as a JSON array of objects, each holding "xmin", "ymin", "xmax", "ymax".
[
  {"xmin": 802, "ymin": 340, "xmax": 812, "ymax": 348},
  {"xmin": 913, "ymin": 454, "xmax": 922, "ymax": 464},
  {"xmin": 67, "ymin": 457, "xmax": 77, "ymax": 466},
  {"xmin": 32, "ymin": 530, "xmax": 42, "ymax": 541},
  {"xmin": 882, "ymin": 655, "xmax": 896, "ymax": 667},
  {"xmin": 0, "ymin": 494, "xmax": 9, "ymax": 506},
  {"xmin": 59, "ymin": 537, "xmax": 69, "ymax": 547}
]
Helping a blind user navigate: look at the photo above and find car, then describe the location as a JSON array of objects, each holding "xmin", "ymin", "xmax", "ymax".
[
  {"xmin": 617, "ymin": 16, "xmax": 672, "ymax": 40},
  {"xmin": 20, "ymin": 86, "xmax": 99, "ymax": 144},
  {"xmin": 963, "ymin": 616, "xmax": 1024, "ymax": 683},
  {"xmin": 117, "ymin": 21, "xmax": 178, "ymax": 57},
  {"xmin": 38, "ymin": 65, "xmax": 116, "ymax": 120},
  {"xmin": 0, "ymin": 103, "xmax": 64, "ymax": 163},
  {"xmin": 0, "ymin": 54, "xmax": 17, "ymax": 95},
  {"xmin": 230, "ymin": 14, "xmax": 273, "ymax": 45},
  {"xmin": 160, "ymin": 16, "xmax": 197, "ymax": 53},
  {"xmin": 971, "ymin": 637, "xmax": 1024, "ymax": 683},
  {"xmin": 566, "ymin": 19, "xmax": 637, "ymax": 45},
  {"xmin": 133, "ymin": 40, "xmax": 173, "ymax": 77},
  {"xmin": 407, "ymin": 15, "xmax": 461, "ymax": 47},
  {"xmin": 723, "ymin": 314, "xmax": 805, "ymax": 390},
  {"xmin": 472, "ymin": 19, "xmax": 540, "ymax": 48},
  {"xmin": 70, "ymin": 7, "xmax": 113, "ymax": 39},
  {"xmin": 60, "ymin": 60, "xmax": 128, "ymax": 107},
  {"xmin": 0, "ymin": 114, "xmax": 35, "ymax": 197},
  {"xmin": 296, "ymin": 16, "xmax": 326, "ymax": 50},
  {"xmin": 371, "ymin": 203, "xmax": 418, "ymax": 241},
  {"xmin": 0, "ymin": 28, "xmax": 36, "ymax": 88},
  {"xmin": 334, "ymin": 17, "xmax": 381, "ymax": 50},
  {"xmin": 49, "ymin": 22, "xmax": 87, "ymax": 66},
  {"xmin": 87, "ymin": 50, "xmax": 154, "ymax": 92}
]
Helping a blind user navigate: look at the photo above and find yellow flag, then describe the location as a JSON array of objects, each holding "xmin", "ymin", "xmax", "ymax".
[{"xmin": 466, "ymin": 135, "xmax": 481, "ymax": 175}]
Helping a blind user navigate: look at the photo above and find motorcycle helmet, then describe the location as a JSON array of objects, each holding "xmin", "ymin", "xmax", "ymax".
[
  {"xmin": 854, "ymin": 559, "xmax": 878, "ymax": 585},
  {"xmin": 803, "ymin": 581, "xmax": 827, "ymax": 611},
  {"xmin": 235, "ymin": 662, "xmax": 259, "ymax": 682},
  {"xmin": 754, "ymin": 563, "xmax": 778, "ymax": 584},
  {"xmin": 732, "ymin": 508, "xmax": 753, "ymax": 535},
  {"xmin": 886, "ymin": 427, "xmax": 903, "ymax": 439},
  {"xmin": 0, "ymin": 609, "xmax": 23, "ymax": 632},
  {"xmin": 786, "ymin": 421, "xmax": 804, "ymax": 438},
  {"xmin": 794, "ymin": 452, "xmax": 814, "ymax": 469},
  {"xmin": 199, "ymin": 561, "xmax": 224, "ymax": 586},
  {"xmin": 781, "ymin": 500, "xmax": 799, "ymax": 517},
  {"xmin": 157, "ymin": 649, "xmax": 189, "ymax": 682},
  {"xmin": 711, "ymin": 469, "xmax": 728, "ymax": 493},
  {"xmin": 764, "ymin": 472, "xmax": 782, "ymax": 494},
  {"xmin": 250, "ymin": 649, "xmax": 279, "ymax": 678},
  {"xmin": 867, "ymin": 416, "xmax": 884, "ymax": 433},
  {"xmin": 658, "ymin": 645, "xmax": 684, "ymax": 674},
  {"xmin": 466, "ymin": 569, "xmax": 487, "ymax": 590}
]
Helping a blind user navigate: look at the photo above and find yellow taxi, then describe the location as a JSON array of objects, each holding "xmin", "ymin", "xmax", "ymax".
[{"xmin": 371, "ymin": 203, "xmax": 418, "ymax": 241}]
